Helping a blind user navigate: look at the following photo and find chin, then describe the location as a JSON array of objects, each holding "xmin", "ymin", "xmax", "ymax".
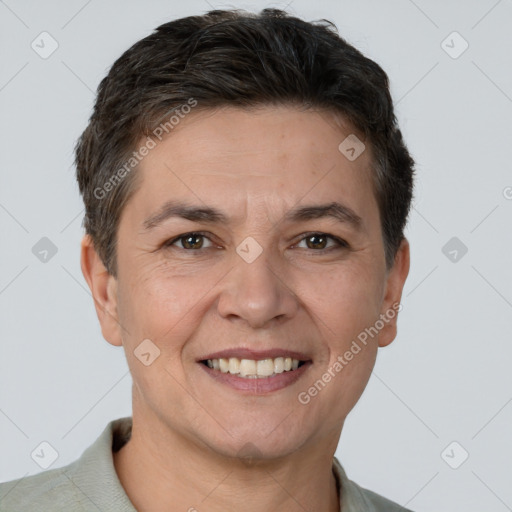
[{"xmin": 200, "ymin": 417, "xmax": 311, "ymax": 462}]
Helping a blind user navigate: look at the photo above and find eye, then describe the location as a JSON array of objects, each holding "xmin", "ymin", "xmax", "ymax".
[
  {"xmin": 164, "ymin": 232, "xmax": 215, "ymax": 250},
  {"xmin": 294, "ymin": 232, "xmax": 349, "ymax": 252},
  {"xmin": 163, "ymin": 231, "xmax": 349, "ymax": 253}
]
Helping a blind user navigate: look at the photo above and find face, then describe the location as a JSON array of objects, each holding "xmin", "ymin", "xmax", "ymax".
[{"xmin": 84, "ymin": 106, "xmax": 409, "ymax": 460}]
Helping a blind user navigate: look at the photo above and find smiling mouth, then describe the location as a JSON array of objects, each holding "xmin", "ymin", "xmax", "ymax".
[{"xmin": 200, "ymin": 357, "xmax": 307, "ymax": 379}]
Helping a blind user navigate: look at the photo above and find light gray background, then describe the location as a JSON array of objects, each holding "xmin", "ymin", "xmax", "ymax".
[{"xmin": 1, "ymin": 1, "xmax": 511, "ymax": 510}]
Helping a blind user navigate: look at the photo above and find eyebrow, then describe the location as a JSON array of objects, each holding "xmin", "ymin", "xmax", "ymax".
[{"xmin": 142, "ymin": 200, "xmax": 363, "ymax": 232}]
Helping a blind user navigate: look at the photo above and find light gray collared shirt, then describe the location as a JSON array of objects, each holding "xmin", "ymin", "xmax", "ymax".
[{"xmin": 0, "ymin": 417, "xmax": 413, "ymax": 511}]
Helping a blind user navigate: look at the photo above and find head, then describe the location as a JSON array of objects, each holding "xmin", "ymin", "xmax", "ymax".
[{"xmin": 78, "ymin": 9, "xmax": 413, "ymax": 460}]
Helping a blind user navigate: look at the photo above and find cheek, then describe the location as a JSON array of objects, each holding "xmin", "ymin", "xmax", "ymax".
[
  {"xmin": 315, "ymin": 267, "xmax": 381, "ymax": 412},
  {"xmin": 117, "ymin": 261, "xmax": 218, "ymax": 351},
  {"xmin": 334, "ymin": 344, "xmax": 377, "ymax": 417},
  {"xmin": 301, "ymin": 263, "xmax": 383, "ymax": 342},
  {"xmin": 297, "ymin": 332, "xmax": 377, "ymax": 429}
]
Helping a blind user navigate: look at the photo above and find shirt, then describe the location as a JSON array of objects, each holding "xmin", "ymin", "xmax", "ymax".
[{"xmin": 0, "ymin": 417, "xmax": 413, "ymax": 511}]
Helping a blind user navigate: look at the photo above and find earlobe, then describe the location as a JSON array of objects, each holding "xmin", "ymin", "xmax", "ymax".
[
  {"xmin": 80, "ymin": 235, "xmax": 123, "ymax": 347},
  {"xmin": 378, "ymin": 238, "xmax": 410, "ymax": 348}
]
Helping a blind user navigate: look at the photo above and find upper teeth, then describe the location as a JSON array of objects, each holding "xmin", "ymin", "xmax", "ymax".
[{"xmin": 206, "ymin": 357, "xmax": 301, "ymax": 378}]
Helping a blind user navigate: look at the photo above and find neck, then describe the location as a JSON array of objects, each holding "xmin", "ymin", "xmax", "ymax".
[{"xmin": 113, "ymin": 413, "xmax": 341, "ymax": 512}]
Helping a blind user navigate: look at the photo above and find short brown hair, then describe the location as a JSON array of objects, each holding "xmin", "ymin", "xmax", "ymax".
[{"xmin": 75, "ymin": 8, "xmax": 414, "ymax": 277}]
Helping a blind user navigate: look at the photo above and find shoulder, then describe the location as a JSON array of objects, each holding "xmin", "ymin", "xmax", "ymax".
[
  {"xmin": 350, "ymin": 482, "xmax": 414, "ymax": 512},
  {"xmin": 0, "ymin": 417, "xmax": 134, "ymax": 512},
  {"xmin": 0, "ymin": 459, "xmax": 89, "ymax": 512},
  {"xmin": 333, "ymin": 456, "xmax": 415, "ymax": 512}
]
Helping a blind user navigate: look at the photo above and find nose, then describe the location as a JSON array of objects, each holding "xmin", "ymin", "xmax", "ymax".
[{"xmin": 216, "ymin": 249, "xmax": 299, "ymax": 330}]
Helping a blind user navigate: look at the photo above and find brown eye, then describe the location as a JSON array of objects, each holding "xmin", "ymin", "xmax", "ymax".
[
  {"xmin": 165, "ymin": 232, "xmax": 214, "ymax": 250},
  {"xmin": 296, "ymin": 233, "xmax": 348, "ymax": 252},
  {"xmin": 305, "ymin": 234, "xmax": 328, "ymax": 250}
]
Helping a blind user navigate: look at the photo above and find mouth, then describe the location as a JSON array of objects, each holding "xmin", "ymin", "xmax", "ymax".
[
  {"xmin": 197, "ymin": 349, "xmax": 312, "ymax": 393},
  {"xmin": 200, "ymin": 356, "xmax": 307, "ymax": 379}
]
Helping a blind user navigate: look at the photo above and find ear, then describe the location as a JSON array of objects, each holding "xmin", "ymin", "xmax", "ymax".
[
  {"xmin": 80, "ymin": 234, "xmax": 123, "ymax": 347},
  {"xmin": 378, "ymin": 238, "xmax": 410, "ymax": 348}
]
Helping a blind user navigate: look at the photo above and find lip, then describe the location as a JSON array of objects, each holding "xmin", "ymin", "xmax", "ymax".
[
  {"xmin": 196, "ymin": 348, "xmax": 311, "ymax": 362},
  {"xmin": 198, "ymin": 360, "xmax": 312, "ymax": 393}
]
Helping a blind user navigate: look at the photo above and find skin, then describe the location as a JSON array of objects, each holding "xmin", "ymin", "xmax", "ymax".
[{"xmin": 81, "ymin": 105, "xmax": 410, "ymax": 512}]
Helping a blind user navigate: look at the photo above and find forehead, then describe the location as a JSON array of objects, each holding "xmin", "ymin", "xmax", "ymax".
[{"xmin": 126, "ymin": 106, "xmax": 376, "ymax": 227}]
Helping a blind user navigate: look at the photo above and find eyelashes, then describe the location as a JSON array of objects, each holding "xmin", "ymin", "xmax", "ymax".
[
  {"xmin": 163, "ymin": 231, "xmax": 349, "ymax": 253},
  {"xmin": 164, "ymin": 232, "xmax": 216, "ymax": 251}
]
